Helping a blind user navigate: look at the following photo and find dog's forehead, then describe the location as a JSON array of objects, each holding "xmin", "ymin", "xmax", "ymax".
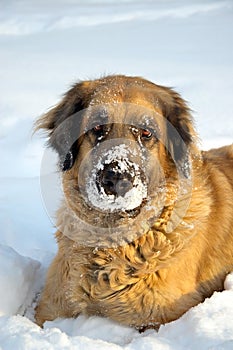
[
  {"xmin": 88, "ymin": 83, "xmax": 162, "ymax": 122},
  {"xmin": 85, "ymin": 103, "xmax": 161, "ymax": 128}
]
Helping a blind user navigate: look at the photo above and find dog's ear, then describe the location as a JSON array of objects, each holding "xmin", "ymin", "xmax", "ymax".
[
  {"xmin": 35, "ymin": 81, "xmax": 93, "ymax": 171},
  {"xmin": 160, "ymin": 87, "xmax": 197, "ymax": 177}
]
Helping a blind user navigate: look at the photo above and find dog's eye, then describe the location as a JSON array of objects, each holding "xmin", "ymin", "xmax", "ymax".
[
  {"xmin": 93, "ymin": 125, "xmax": 104, "ymax": 135},
  {"xmin": 141, "ymin": 129, "xmax": 153, "ymax": 140}
]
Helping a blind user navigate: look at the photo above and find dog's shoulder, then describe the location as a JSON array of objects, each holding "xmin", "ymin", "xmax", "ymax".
[
  {"xmin": 202, "ymin": 144, "xmax": 233, "ymax": 160},
  {"xmin": 202, "ymin": 144, "xmax": 233, "ymax": 165},
  {"xmin": 201, "ymin": 144, "xmax": 233, "ymax": 185}
]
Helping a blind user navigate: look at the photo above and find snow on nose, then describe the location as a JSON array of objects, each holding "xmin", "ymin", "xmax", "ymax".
[{"xmin": 85, "ymin": 144, "xmax": 148, "ymax": 212}]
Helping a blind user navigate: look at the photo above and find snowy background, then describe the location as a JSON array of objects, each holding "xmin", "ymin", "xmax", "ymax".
[{"xmin": 0, "ymin": 0, "xmax": 233, "ymax": 349}]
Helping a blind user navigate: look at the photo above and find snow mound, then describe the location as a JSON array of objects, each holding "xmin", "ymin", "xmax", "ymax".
[
  {"xmin": 0, "ymin": 244, "xmax": 40, "ymax": 317},
  {"xmin": 0, "ymin": 276, "xmax": 233, "ymax": 350},
  {"xmin": 159, "ymin": 279, "xmax": 233, "ymax": 350},
  {"xmin": 224, "ymin": 272, "xmax": 233, "ymax": 291}
]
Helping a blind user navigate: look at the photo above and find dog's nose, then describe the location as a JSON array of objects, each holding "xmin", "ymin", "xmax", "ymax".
[{"xmin": 100, "ymin": 168, "xmax": 134, "ymax": 197}]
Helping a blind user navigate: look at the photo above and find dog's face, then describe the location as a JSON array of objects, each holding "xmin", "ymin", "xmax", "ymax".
[{"xmin": 37, "ymin": 75, "xmax": 196, "ymax": 244}]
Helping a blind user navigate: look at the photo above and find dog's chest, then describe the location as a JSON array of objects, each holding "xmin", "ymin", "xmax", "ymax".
[{"xmin": 67, "ymin": 248, "xmax": 166, "ymax": 327}]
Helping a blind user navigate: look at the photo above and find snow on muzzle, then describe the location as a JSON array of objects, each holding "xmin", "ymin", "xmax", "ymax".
[{"xmin": 78, "ymin": 139, "xmax": 148, "ymax": 213}]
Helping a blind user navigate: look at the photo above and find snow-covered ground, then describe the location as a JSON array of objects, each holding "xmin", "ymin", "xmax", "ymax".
[{"xmin": 0, "ymin": 0, "xmax": 233, "ymax": 349}]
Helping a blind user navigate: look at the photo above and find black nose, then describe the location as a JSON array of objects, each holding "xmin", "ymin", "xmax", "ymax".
[{"xmin": 98, "ymin": 166, "xmax": 134, "ymax": 197}]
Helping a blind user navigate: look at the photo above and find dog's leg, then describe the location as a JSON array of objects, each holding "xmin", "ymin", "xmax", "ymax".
[{"xmin": 35, "ymin": 252, "xmax": 73, "ymax": 327}]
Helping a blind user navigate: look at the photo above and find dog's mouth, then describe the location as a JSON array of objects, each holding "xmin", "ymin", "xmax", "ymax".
[{"xmin": 80, "ymin": 143, "xmax": 148, "ymax": 214}]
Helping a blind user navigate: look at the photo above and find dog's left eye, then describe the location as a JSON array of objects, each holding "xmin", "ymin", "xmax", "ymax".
[
  {"xmin": 141, "ymin": 129, "xmax": 153, "ymax": 139},
  {"xmin": 93, "ymin": 125, "xmax": 105, "ymax": 136},
  {"xmin": 93, "ymin": 125, "xmax": 103, "ymax": 132}
]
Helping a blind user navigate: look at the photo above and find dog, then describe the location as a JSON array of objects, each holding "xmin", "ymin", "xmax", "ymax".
[{"xmin": 35, "ymin": 75, "xmax": 233, "ymax": 330}]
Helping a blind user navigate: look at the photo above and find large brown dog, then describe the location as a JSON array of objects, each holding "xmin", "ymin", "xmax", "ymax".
[{"xmin": 35, "ymin": 75, "xmax": 233, "ymax": 330}]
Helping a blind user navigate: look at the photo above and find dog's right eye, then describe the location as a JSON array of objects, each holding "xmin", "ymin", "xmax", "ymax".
[
  {"xmin": 93, "ymin": 125, "xmax": 103, "ymax": 133},
  {"xmin": 92, "ymin": 124, "xmax": 106, "ymax": 138}
]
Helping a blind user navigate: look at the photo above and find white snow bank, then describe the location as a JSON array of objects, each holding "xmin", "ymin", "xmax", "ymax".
[
  {"xmin": 0, "ymin": 244, "xmax": 40, "ymax": 317},
  {"xmin": 0, "ymin": 272, "xmax": 233, "ymax": 349},
  {"xmin": 224, "ymin": 273, "xmax": 233, "ymax": 290},
  {"xmin": 159, "ymin": 277, "xmax": 233, "ymax": 350}
]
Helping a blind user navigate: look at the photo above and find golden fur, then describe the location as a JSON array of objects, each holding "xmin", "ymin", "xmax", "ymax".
[{"xmin": 35, "ymin": 75, "xmax": 233, "ymax": 330}]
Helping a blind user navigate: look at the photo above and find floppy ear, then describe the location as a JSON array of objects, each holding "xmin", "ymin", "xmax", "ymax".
[
  {"xmin": 35, "ymin": 81, "xmax": 92, "ymax": 171},
  {"xmin": 161, "ymin": 88, "xmax": 197, "ymax": 177}
]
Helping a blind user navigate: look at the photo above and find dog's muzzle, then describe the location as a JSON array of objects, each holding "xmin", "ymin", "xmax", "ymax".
[{"xmin": 78, "ymin": 140, "xmax": 148, "ymax": 213}]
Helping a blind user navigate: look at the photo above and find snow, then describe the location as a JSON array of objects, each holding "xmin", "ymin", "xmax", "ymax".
[
  {"xmin": 0, "ymin": 244, "xmax": 40, "ymax": 317},
  {"xmin": 0, "ymin": 0, "xmax": 233, "ymax": 349},
  {"xmin": 1, "ymin": 283, "xmax": 233, "ymax": 349}
]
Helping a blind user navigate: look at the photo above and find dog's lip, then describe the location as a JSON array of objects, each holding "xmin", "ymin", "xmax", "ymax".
[
  {"xmin": 123, "ymin": 207, "xmax": 141, "ymax": 218},
  {"xmin": 82, "ymin": 195, "xmax": 147, "ymax": 218}
]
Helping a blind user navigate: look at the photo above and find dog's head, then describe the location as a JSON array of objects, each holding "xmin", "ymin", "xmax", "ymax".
[{"xmin": 36, "ymin": 75, "xmax": 197, "ymax": 243}]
